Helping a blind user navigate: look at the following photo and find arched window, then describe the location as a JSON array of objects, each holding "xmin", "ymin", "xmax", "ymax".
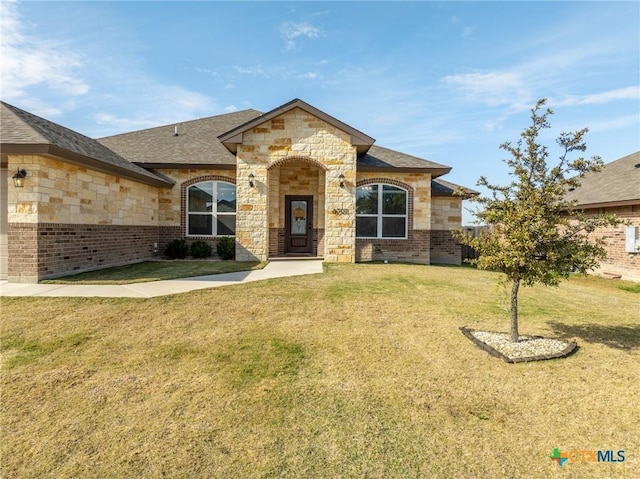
[
  {"xmin": 187, "ymin": 181, "xmax": 236, "ymax": 236},
  {"xmin": 356, "ymin": 184, "xmax": 407, "ymax": 238}
]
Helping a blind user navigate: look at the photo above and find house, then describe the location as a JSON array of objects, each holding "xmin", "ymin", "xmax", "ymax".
[
  {"xmin": 1, "ymin": 98, "xmax": 476, "ymax": 283},
  {"xmin": 564, "ymin": 151, "xmax": 640, "ymax": 281}
]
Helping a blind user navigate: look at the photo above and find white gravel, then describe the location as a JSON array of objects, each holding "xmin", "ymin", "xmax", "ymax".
[{"xmin": 470, "ymin": 330, "xmax": 572, "ymax": 360}]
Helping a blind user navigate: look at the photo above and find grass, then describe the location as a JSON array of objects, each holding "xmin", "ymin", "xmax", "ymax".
[
  {"xmin": 40, "ymin": 260, "xmax": 266, "ymax": 284},
  {"xmin": 2, "ymin": 264, "xmax": 639, "ymax": 478}
]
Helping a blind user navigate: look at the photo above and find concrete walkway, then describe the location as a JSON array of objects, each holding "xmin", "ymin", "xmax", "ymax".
[{"xmin": 0, "ymin": 260, "xmax": 324, "ymax": 298}]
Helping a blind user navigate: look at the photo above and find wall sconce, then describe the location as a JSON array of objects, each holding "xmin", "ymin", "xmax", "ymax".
[
  {"xmin": 248, "ymin": 172, "xmax": 255, "ymax": 188},
  {"xmin": 12, "ymin": 168, "xmax": 27, "ymax": 188},
  {"xmin": 338, "ymin": 173, "xmax": 345, "ymax": 188}
]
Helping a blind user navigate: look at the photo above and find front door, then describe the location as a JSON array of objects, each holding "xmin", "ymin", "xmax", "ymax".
[{"xmin": 285, "ymin": 196, "xmax": 313, "ymax": 254}]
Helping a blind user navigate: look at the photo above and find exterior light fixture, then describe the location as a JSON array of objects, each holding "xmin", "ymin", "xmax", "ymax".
[
  {"xmin": 248, "ymin": 172, "xmax": 255, "ymax": 188},
  {"xmin": 12, "ymin": 168, "xmax": 27, "ymax": 188},
  {"xmin": 338, "ymin": 173, "xmax": 345, "ymax": 188}
]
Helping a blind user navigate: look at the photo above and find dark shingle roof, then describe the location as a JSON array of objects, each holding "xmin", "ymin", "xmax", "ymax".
[
  {"xmin": 99, "ymin": 105, "xmax": 453, "ymax": 176},
  {"xmin": 431, "ymin": 177, "xmax": 479, "ymax": 198},
  {"xmin": 0, "ymin": 101, "xmax": 171, "ymax": 186},
  {"xmin": 564, "ymin": 151, "xmax": 640, "ymax": 207},
  {"xmin": 358, "ymin": 145, "xmax": 451, "ymax": 177},
  {"xmin": 98, "ymin": 110, "xmax": 263, "ymax": 167}
]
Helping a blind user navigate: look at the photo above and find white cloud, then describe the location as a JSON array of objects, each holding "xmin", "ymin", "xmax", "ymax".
[
  {"xmin": 0, "ymin": 1, "xmax": 89, "ymax": 111},
  {"xmin": 586, "ymin": 113, "xmax": 640, "ymax": 133},
  {"xmin": 279, "ymin": 21, "xmax": 323, "ymax": 51},
  {"xmin": 233, "ymin": 65, "xmax": 270, "ymax": 77},
  {"xmin": 442, "ymin": 71, "xmax": 532, "ymax": 109},
  {"xmin": 91, "ymin": 112, "xmax": 158, "ymax": 131},
  {"xmin": 554, "ymin": 86, "xmax": 640, "ymax": 107},
  {"xmin": 89, "ymin": 83, "xmax": 218, "ymax": 135},
  {"xmin": 298, "ymin": 72, "xmax": 320, "ymax": 80}
]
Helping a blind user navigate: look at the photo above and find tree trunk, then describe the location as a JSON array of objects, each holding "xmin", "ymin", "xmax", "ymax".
[{"xmin": 510, "ymin": 278, "xmax": 520, "ymax": 342}]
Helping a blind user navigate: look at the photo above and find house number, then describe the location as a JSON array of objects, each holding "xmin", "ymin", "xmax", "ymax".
[{"xmin": 331, "ymin": 208, "xmax": 350, "ymax": 215}]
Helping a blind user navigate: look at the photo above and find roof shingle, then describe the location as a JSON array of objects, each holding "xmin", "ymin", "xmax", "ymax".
[
  {"xmin": 564, "ymin": 151, "xmax": 640, "ymax": 207},
  {"xmin": 98, "ymin": 110, "xmax": 263, "ymax": 167},
  {"xmin": 1, "ymin": 101, "xmax": 171, "ymax": 186}
]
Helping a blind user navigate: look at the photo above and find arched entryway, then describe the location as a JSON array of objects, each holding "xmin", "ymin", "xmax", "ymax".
[{"xmin": 267, "ymin": 157, "xmax": 326, "ymax": 258}]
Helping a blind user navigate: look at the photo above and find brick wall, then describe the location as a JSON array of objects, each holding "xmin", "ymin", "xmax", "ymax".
[
  {"xmin": 430, "ymin": 230, "xmax": 462, "ymax": 265},
  {"xmin": 356, "ymin": 230, "xmax": 430, "ymax": 263},
  {"xmin": 7, "ymin": 223, "xmax": 38, "ymax": 282},
  {"xmin": 583, "ymin": 206, "xmax": 640, "ymax": 281},
  {"xmin": 8, "ymin": 223, "xmax": 159, "ymax": 282}
]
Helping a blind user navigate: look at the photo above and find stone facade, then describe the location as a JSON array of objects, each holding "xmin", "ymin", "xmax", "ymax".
[
  {"xmin": 7, "ymin": 155, "xmax": 159, "ymax": 226},
  {"xmin": 2, "ymin": 99, "xmax": 473, "ymax": 283},
  {"xmin": 430, "ymin": 196, "xmax": 464, "ymax": 264},
  {"xmin": 5, "ymin": 154, "xmax": 162, "ymax": 282},
  {"xmin": 234, "ymin": 108, "xmax": 357, "ymax": 262}
]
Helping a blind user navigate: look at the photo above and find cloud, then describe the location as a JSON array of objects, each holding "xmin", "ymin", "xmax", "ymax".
[
  {"xmin": 554, "ymin": 86, "xmax": 640, "ymax": 107},
  {"xmin": 0, "ymin": 1, "xmax": 89, "ymax": 113},
  {"xmin": 298, "ymin": 72, "xmax": 320, "ymax": 80},
  {"xmin": 279, "ymin": 21, "xmax": 323, "ymax": 50},
  {"xmin": 441, "ymin": 71, "xmax": 532, "ymax": 109},
  {"xmin": 89, "ymin": 83, "xmax": 218, "ymax": 135},
  {"xmin": 233, "ymin": 65, "xmax": 271, "ymax": 77},
  {"xmin": 585, "ymin": 113, "xmax": 640, "ymax": 133}
]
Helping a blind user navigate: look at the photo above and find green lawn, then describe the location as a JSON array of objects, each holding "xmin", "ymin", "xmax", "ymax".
[
  {"xmin": 2, "ymin": 264, "xmax": 639, "ymax": 478},
  {"xmin": 40, "ymin": 260, "xmax": 266, "ymax": 284}
]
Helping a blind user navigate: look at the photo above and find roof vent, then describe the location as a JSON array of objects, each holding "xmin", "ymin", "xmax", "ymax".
[{"xmin": 174, "ymin": 125, "xmax": 179, "ymax": 137}]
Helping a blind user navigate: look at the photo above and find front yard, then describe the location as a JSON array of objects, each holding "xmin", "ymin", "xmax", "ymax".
[{"xmin": 1, "ymin": 264, "xmax": 638, "ymax": 478}]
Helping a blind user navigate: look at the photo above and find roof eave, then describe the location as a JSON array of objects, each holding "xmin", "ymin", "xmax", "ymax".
[
  {"xmin": 134, "ymin": 162, "xmax": 236, "ymax": 170},
  {"xmin": 358, "ymin": 166, "xmax": 451, "ymax": 177},
  {"xmin": 571, "ymin": 199, "xmax": 640, "ymax": 209},
  {"xmin": 2, "ymin": 144, "xmax": 174, "ymax": 188}
]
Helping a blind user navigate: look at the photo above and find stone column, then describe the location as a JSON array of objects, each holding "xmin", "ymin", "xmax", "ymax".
[
  {"xmin": 235, "ymin": 157, "xmax": 269, "ymax": 261},
  {"xmin": 324, "ymin": 153, "xmax": 357, "ymax": 262}
]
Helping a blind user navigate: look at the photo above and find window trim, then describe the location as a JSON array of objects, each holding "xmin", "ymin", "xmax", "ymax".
[
  {"xmin": 186, "ymin": 180, "xmax": 236, "ymax": 237},
  {"xmin": 356, "ymin": 183, "xmax": 408, "ymax": 239}
]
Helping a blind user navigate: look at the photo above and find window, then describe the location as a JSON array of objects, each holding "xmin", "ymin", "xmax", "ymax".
[
  {"xmin": 356, "ymin": 184, "xmax": 407, "ymax": 238},
  {"xmin": 187, "ymin": 181, "xmax": 236, "ymax": 236}
]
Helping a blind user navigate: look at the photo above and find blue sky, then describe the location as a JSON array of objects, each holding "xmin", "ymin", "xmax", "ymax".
[{"xmin": 2, "ymin": 1, "xmax": 639, "ymax": 223}]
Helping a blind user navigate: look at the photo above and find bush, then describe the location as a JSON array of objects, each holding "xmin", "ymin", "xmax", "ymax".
[
  {"xmin": 165, "ymin": 239, "xmax": 188, "ymax": 259},
  {"xmin": 216, "ymin": 237, "xmax": 235, "ymax": 260},
  {"xmin": 190, "ymin": 240, "xmax": 212, "ymax": 259}
]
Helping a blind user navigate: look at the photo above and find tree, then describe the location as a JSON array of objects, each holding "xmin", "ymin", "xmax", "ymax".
[{"xmin": 457, "ymin": 99, "xmax": 619, "ymax": 342}]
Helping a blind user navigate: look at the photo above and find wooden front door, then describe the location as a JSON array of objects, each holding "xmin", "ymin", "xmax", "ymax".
[{"xmin": 285, "ymin": 196, "xmax": 313, "ymax": 254}]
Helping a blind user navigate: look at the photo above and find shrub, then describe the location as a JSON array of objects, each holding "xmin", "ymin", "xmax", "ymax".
[
  {"xmin": 165, "ymin": 239, "xmax": 188, "ymax": 259},
  {"xmin": 217, "ymin": 237, "xmax": 235, "ymax": 260},
  {"xmin": 190, "ymin": 240, "xmax": 212, "ymax": 259}
]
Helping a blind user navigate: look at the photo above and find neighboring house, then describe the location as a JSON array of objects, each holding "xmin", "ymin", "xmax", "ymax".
[
  {"xmin": 564, "ymin": 151, "xmax": 640, "ymax": 281},
  {"xmin": 1, "ymin": 98, "xmax": 476, "ymax": 283}
]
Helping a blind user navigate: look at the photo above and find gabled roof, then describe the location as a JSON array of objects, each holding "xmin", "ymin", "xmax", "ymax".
[
  {"xmin": 564, "ymin": 151, "xmax": 640, "ymax": 208},
  {"xmin": 0, "ymin": 101, "xmax": 172, "ymax": 187},
  {"xmin": 431, "ymin": 177, "xmax": 479, "ymax": 198},
  {"xmin": 218, "ymin": 98, "xmax": 375, "ymax": 155},
  {"xmin": 358, "ymin": 145, "xmax": 451, "ymax": 177},
  {"xmin": 99, "ymin": 109, "xmax": 263, "ymax": 168}
]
